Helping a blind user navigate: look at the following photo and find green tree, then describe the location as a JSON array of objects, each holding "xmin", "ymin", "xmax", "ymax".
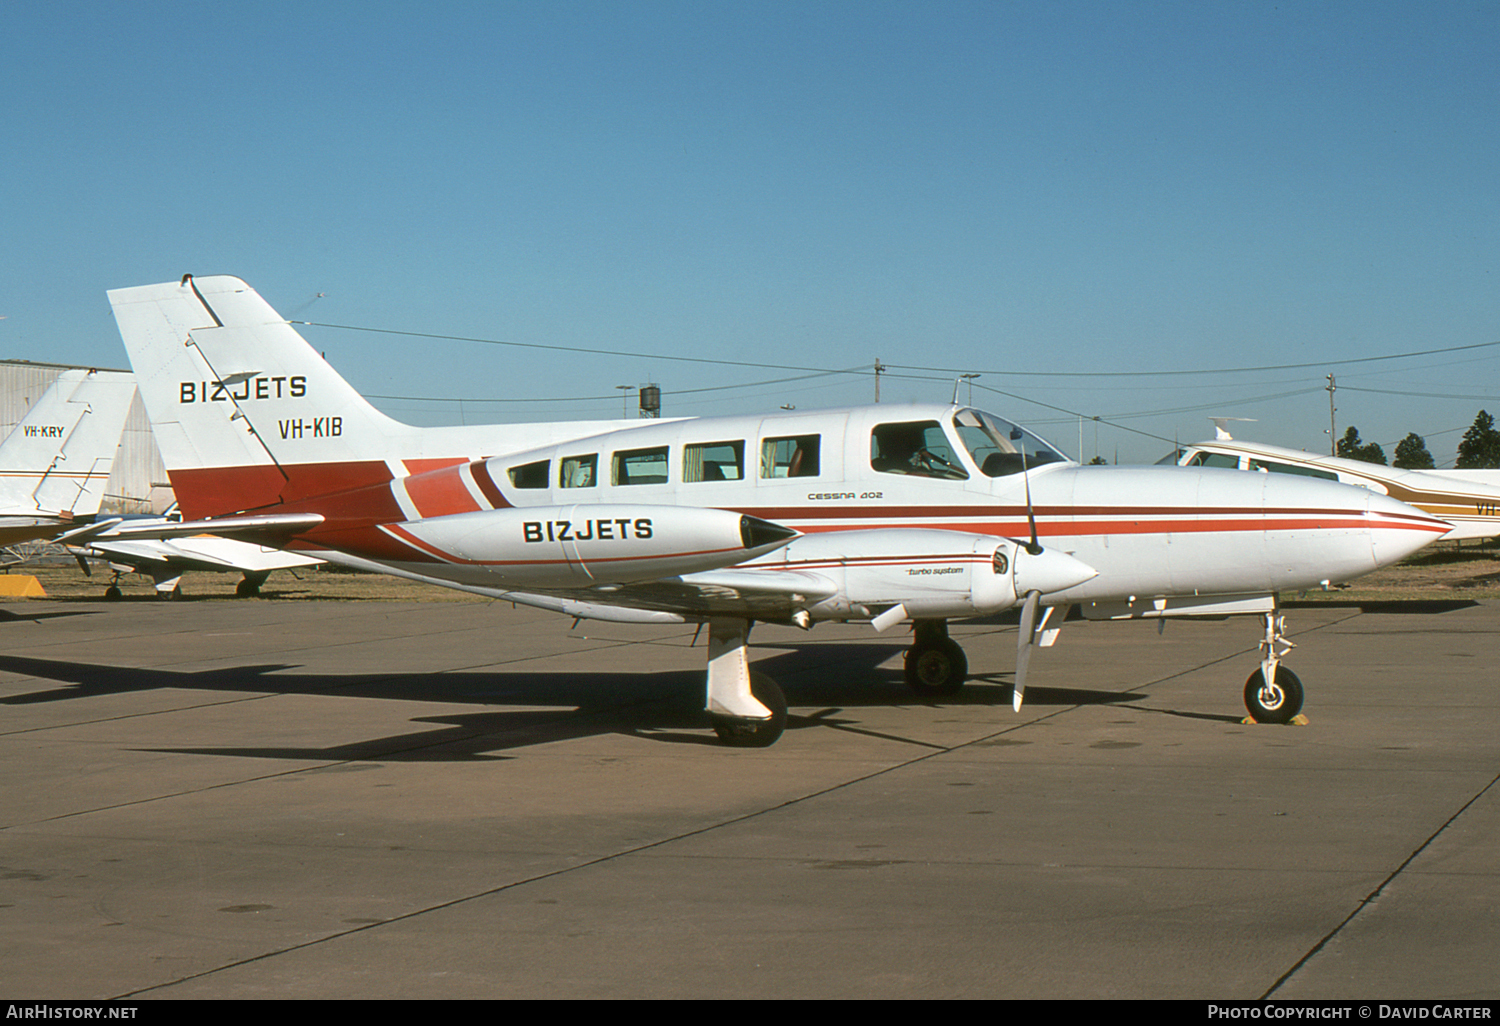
[
  {"xmin": 1336, "ymin": 426, "xmax": 1387, "ymax": 465},
  {"xmin": 1393, "ymin": 433, "xmax": 1435, "ymax": 469},
  {"xmin": 1456, "ymin": 410, "xmax": 1500, "ymax": 468}
]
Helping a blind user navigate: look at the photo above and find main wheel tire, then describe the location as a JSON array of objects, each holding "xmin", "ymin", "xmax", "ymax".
[
  {"xmin": 711, "ymin": 672, "xmax": 788, "ymax": 748},
  {"xmin": 236, "ymin": 578, "xmax": 262, "ymax": 598},
  {"xmin": 103, "ymin": 585, "xmax": 122, "ymax": 601},
  {"xmin": 1244, "ymin": 666, "xmax": 1304, "ymax": 724},
  {"xmin": 904, "ymin": 638, "xmax": 968, "ymax": 695}
]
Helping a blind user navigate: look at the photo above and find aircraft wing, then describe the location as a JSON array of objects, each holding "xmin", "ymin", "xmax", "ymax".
[{"xmin": 76, "ymin": 536, "xmax": 323, "ymax": 574}]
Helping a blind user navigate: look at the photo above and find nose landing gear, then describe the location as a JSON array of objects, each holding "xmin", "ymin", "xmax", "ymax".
[{"xmin": 1245, "ymin": 606, "xmax": 1305, "ymax": 724}]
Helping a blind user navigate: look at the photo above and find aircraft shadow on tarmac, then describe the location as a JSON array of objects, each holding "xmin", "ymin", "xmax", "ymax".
[{"xmin": 0, "ymin": 641, "xmax": 1150, "ymax": 758}]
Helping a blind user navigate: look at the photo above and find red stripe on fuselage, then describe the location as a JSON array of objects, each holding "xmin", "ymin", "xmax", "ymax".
[
  {"xmin": 469, "ymin": 461, "xmax": 510, "ymax": 509},
  {"xmin": 168, "ymin": 461, "xmax": 396, "ymax": 521},
  {"xmin": 403, "ymin": 464, "xmax": 482, "ymax": 519},
  {"xmin": 402, "ymin": 458, "xmax": 467, "ymax": 475}
]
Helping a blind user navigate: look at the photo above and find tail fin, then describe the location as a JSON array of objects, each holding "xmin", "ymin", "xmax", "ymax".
[
  {"xmin": 109, "ymin": 275, "xmax": 418, "ymax": 518},
  {"xmin": 110, "ymin": 275, "xmax": 629, "ymax": 521},
  {"xmin": 0, "ymin": 368, "xmax": 137, "ymax": 516}
]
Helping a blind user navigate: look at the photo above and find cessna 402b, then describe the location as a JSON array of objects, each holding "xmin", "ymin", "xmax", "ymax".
[{"xmin": 101, "ymin": 275, "xmax": 1449, "ymax": 746}]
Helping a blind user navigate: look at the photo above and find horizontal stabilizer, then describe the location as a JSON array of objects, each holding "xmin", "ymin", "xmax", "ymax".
[{"xmin": 58, "ymin": 512, "xmax": 325, "ymax": 546}]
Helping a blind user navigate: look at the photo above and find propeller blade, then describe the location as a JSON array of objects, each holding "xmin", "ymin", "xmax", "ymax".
[{"xmin": 1015, "ymin": 589, "xmax": 1041, "ymax": 712}]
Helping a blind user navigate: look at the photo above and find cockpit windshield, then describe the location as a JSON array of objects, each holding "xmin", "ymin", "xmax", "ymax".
[{"xmin": 953, "ymin": 409, "xmax": 1069, "ymax": 477}]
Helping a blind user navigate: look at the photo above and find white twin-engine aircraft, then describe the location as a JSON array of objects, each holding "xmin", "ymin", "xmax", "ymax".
[
  {"xmin": 1, "ymin": 367, "xmax": 137, "ymax": 549},
  {"xmin": 101, "ymin": 275, "xmax": 1449, "ymax": 746}
]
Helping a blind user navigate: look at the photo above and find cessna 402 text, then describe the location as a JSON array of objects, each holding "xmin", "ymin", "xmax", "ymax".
[{"xmin": 101, "ymin": 276, "xmax": 1449, "ymax": 746}]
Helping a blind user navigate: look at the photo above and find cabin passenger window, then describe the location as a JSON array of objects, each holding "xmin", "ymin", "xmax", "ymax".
[
  {"xmin": 613, "ymin": 446, "xmax": 670, "ymax": 485},
  {"xmin": 684, "ymin": 441, "xmax": 744, "ymax": 482},
  {"xmin": 760, "ymin": 435, "xmax": 820, "ymax": 478},
  {"xmin": 1186, "ymin": 452, "xmax": 1241, "ymax": 470},
  {"xmin": 560, "ymin": 454, "xmax": 597, "ymax": 488},
  {"xmin": 871, "ymin": 421, "xmax": 967, "ymax": 479},
  {"xmin": 507, "ymin": 460, "xmax": 550, "ymax": 489}
]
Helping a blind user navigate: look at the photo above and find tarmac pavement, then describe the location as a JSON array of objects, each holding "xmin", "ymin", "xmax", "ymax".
[{"xmin": 1, "ymin": 594, "xmax": 1496, "ymax": 999}]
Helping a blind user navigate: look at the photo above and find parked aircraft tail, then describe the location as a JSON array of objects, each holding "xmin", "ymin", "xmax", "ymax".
[
  {"xmin": 108, "ymin": 275, "xmax": 630, "ymax": 521},
  {"xmin": 0, "ymin": 368, "xmax": 137, "ymax": 517}
]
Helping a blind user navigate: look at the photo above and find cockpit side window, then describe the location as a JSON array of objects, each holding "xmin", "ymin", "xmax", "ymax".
[
  {"xmin": 953, "ymin": 409, "xmax": 1065, "ymax": 477},
  {"xmin": 871, "ymin": 421, "xmax": 968, "ymax": 479}
]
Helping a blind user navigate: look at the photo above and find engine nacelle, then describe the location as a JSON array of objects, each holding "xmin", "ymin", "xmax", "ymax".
[
  {"xmin": 757, "ymin": 529, "xmax": 1015, "ymax": 622},
  {"xmin": 757, "ymin": 528, "xmax": 1098, "ymax": 624},
  {"xmin": 382, "ymin": 504, "xmax": 796, "ymax": 586}
]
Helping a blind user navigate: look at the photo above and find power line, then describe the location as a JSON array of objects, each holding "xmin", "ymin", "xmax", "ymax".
[
  {"xmin": 296, "ymin": 318, "xmax": 1500, "ymax": 384},
  {"xmin": 886, "ymin": 339, "xmax": 1500, "ymax": 378}
]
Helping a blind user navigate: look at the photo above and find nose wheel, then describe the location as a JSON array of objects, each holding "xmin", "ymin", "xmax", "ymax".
[
  {"xmin": 1244, "ymin": 607, "xmax": 1304, "ymax": 724},
  {"xmin": 1244, "ymin": 665, "xmax": 1304, "ymax": 724}
]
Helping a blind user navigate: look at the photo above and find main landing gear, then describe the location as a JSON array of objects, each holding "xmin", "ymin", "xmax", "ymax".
[
  {"xmin": 1244, "ymin": 606, "xmax": 1304, "ymax": 724},
  {"xmin": 236, "ymin": 571, "xmax": 271, "ymax": 598},
  {"xmin": 904, "ymin": 619, "xmax": 967, "ymax": 695},
  {"xmin": 704, "ymin": 618, "xmax": 788, "ymax": 747}
]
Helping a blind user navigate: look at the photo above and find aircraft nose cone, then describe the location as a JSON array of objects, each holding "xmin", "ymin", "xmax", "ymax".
[
  {"xmin": 1365, "ymin": 492, "xmax": 1449, "ymax": 568},
  {"xmin": 1013, "ymin": 546, "xmax": 1098, "ymax": 596}
]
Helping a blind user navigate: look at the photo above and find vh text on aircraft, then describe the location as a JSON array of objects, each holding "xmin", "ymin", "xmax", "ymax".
[
  {"xmin": 0, "ymin": 367, "xmax": 137, "ymax": 551},
  {"xmin": 104, "ymin": 275, "xmax": 1450, "ymax": 746}
]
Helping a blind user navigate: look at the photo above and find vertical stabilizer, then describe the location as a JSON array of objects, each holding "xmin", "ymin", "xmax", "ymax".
[
  {"xmin": 0, "ymin": 368, "xmax": 137, "ymax": 516},
  {"xmin": 109, "ymin": 275, "xmax": 416, "ymax": 517}
]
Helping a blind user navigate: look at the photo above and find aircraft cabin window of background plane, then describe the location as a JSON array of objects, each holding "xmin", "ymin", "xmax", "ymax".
[
  {"xmin": 1186, "ymin": 451, "xmax": 1239, "ymax": 469},
  {"xmin": 560, "ymin": 454, "xmax": 596, "ymax": 488},
  {"xmin": 760, "ymin": 435, "xmax": 820, "ymax": 478},
  {"xmin": 508, "ymin": 459, "xmax": 550, "ymax": 489},
  {"xmin": 1249, "ymin": 459, "xmax": 1339, "ymax": 481},
  {"xmin": 613, "ymin": 446, "xmax": 670, "ymax": 486},
  {"xmin": 683, "ymin": 440, "xmax": 744, "ymax": 482},
  {"xmin": 871, "ymin": 420, "xmax": 968, "ymax": 479}
]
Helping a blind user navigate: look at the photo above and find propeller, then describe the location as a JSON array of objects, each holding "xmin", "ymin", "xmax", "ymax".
[
  {"xmin": 1016, "ymin": 455, "xmax": 1043, "ymax": 710},
  {"xmin": 1015, "ymin": 589, "xmax": 1041, "ymax": 711}
]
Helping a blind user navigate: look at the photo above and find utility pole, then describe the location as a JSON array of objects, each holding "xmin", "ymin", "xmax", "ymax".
[
  {"xmin": 874, "ymin": 358, "xmax": 886, "ymax": 403},
  {"xmin": 1326, "ymin": 374, "xmax": 1337, "ymax": 456}
]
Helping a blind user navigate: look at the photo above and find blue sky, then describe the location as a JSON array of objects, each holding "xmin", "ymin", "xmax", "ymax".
[{"xmin": 3, "ymin": 0, "xmax": 1498, "ymax": 464}]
